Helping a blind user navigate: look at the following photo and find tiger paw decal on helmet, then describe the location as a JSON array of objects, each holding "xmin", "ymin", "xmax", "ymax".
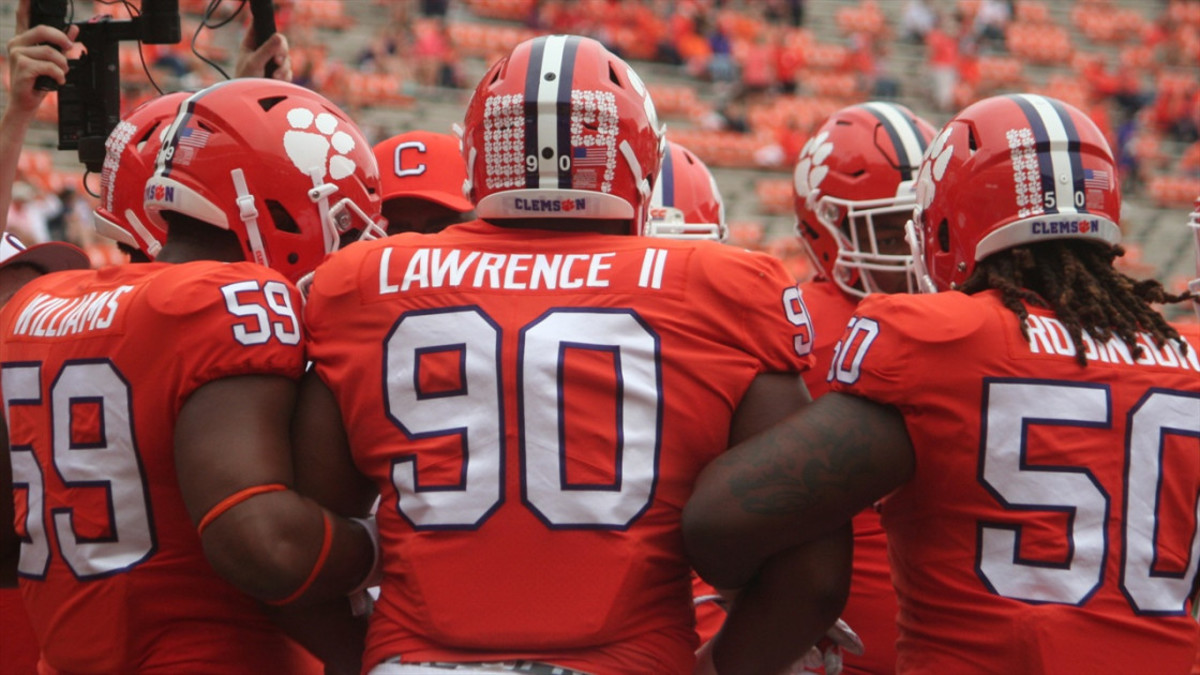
[
  {"xmin": 284, "ymin": 107, "xmax": 359, "ymax": 181},
  {"xmin": 793, "ymin": 129, "xmax": 835, "ymax": 209},
  {"xmin": 914, "ymin": 127, "xmax": 954, "ymax": 217}
]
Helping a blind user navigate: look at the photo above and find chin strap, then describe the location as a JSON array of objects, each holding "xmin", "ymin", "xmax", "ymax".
[
  {"xmin": 308, "ymin": 178, "xmax": 341, "ymax": 255},
  {"xmin": 231, "ymin": 168, "xmax": 269, "ymax": 268},
  {"xmin": 123, "ymin": 211, "xmax": 163, "ymax": 258},
  {"xmin": 620, "ymin": 140, "xmax": 654, "ymax": 235}
]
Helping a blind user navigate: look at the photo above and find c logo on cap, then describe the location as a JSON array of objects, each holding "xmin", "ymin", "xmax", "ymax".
[{"xmin": 393, "ymin": 141, "xmax": 428, "ymax": 178}]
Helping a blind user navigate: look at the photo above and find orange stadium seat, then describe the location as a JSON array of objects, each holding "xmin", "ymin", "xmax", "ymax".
[
  {"xmin": 977, "ymin": 56, "xmax": 1024, "ymax": 89},
  {"xmin": 1007, "ymin": 23, "xmax": 1072, "ymax": 64},
  {"xmin": 1112, "ymin": 241, "xmax": 1158, "ymax": 278},
  {"xmin": 449, "ymin": 22, "xmax": 537, "ymax": 60},
  {"xmin": 464, "ymin": 0, "xmax": 535, "ymax": 22},
  {"xmin": 1119, "ymin": 44, "xmax": 1155, "ymax": 70},
  {"xmin": 1035, "ymin": 75, "xmax": 1089, "ymax": 110},
  {"xmin": 836, "ymin": 1, "xmax": 886, "ymax": 37},
  {"xmin": 755, "ymin": 178, "xmax": 794, "ymax": 215},
  {"xmin": 1168, "ymin": 0, "xmax": 1200, "ymax": 27},
  {"xmin": 803, "ymin": 71, "xmax": 860, "ymax": 100},
  {"xmin": 805, "ymin": 43, "xmax": 849, "ymax": 70},
  {"xmin": 647, "ymin": 85, "xmax": 700, "ymax": 119},
  {"xmin": 726, "ymin": 220, "xmax": 767, "ymax": 248},
  {"xmin": 1015, "ymin": 1, "xmax": 1050, "ymax": 24},
  {"xmin": 1147, "ymin": 173, "xmax": 1200, "ymax": 207},
  {"xmin": 1130, "ymin": 131, "xmax": 1168, "ymax": 171},
  {"xmin": 291, "ymin": 0, "xmax": 352, "ymax": 30},
  {"xmin": 668, "ymin": 130, "xmax": 775, "ymax": 170}
]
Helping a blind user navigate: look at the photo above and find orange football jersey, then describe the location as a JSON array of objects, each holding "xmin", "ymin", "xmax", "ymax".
[
  {"xmin": 830, "ymin": 289, "xmax": 1200, "ymax": 674},
  {"xmin": 0, "ymin": 262, "xmax": 317, "ymax": 674},
  {"xmin": 0, "ymin": 587, "xmax": 39, "ymax": 674},
  {"xmin": 1177, "ymin": 321, "xmax": 1200, "ymax": 675},
  {"xmin": 304, "ymin": 220, "xmax": 814, "ymax": 674}
]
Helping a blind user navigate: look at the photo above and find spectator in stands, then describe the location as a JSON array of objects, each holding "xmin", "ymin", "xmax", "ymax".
[
  {"xmin": 707, "ymin": 18, "xmax": 737, "ymax": 84},
  {"xmin": 371, "ymin": 130, "xmax": 473, "ymax": 235},
  {"xmin": 925, "ymin": 12, "xmax": 959, "ymax": 112},
  {"xmin": 771, "ymin": 26, "xmax": 804, "ymax": 94},
  {"xmin": 1152, "ymin": 78, "xmax": 1200, "ymax": 144},
  {"xmin": 412, "ymin": 17, "xmax": 460, "ymax": 89},
  {"xmin": 0, "ymin": 229, "xmax": 90, "ymax": 672},
  {"xmin": 7, "ymin": 182, "xmax": 57, "ymax": 245},
  {"xmin": 901, "ymin": 0, "xmax": 936, "ymax": 44},
  {"xmin": 739, "ymin": 31, "xmax": 775, "ymax": 96},
  {"xmin": 972, "ymin": 0, "xmax": 1010, "ymax": 51}
]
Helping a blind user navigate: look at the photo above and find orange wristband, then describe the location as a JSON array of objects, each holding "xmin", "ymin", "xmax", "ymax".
[
  {"xmin": 197, "ymin": 483, "xmax": 288, "ymax": 536},
  {"xmin": 266, "ymin": 510, "xmax": 334, "ymax": 606}
]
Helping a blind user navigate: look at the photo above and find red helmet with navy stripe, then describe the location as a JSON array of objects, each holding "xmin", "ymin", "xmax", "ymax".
[
  {"xmin": 793, "ymin": 102, "xmax": 936, "ymax": 297},
  {"xmin": 646, "ymin": 140, "xmax": 726, "ymax": 241},
  {"xmin": 1188, "ymin": 196, "xmax": 1200, "ymax": 321},
  {"xmin": 461, "ymin": 35, "xmax": 666, "ymax": 234},
  {"xmin": 93, "ymin": 92, "xmax": 189, "ymax": 259},
  {"xmin": 142, "ymin": 79, "xmax": 384, "ymax": 284},
  {"xmin": 908, "ymin": 94, "xmax": 1122, "ymax": 292}
]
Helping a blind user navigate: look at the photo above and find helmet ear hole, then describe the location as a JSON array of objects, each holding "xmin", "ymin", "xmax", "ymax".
[
  {"xmin": 267, "ymin": 200, "xmax": 300, "ymax": 234},
  {"xmin": 608, "ymin": 62, "xmax": 622, "ymax": 87},
  {"xmin": 937, "ymin": 220, "xmax": 950, "ymax": 252}
]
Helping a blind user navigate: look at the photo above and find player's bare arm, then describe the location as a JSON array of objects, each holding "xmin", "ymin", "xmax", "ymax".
[
  {"xmin": 264, "ymin": 370, "xmax": 380, "ymax": 674},
  {"xmin": 684, "ymin": 392, "xmax": 914, "ymax": 590},
  {"xmin": 291, "ymin": 369, "xmax": 377, "ymax": 516},
  {"xmin": 175, "ymin": 374, "xmax": 376, "ymax": 604}
]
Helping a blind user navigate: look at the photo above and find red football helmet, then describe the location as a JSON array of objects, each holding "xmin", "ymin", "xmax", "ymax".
[
  {"xmin": 1189, "ymin": 196, "xmax": 1200, "ymax": 321},
  {"xmin": 93, "ymin": 92, "xmax": 189, "ymax": 258},
  {"xmin": 461, "ymin": 35, "xmax": 665, "ymax": 234},
  {"xmin": 646, "ymin": 140, "xmax": 727, "ymax": 241},
  {"xmin": 908, "ymin": 94, "xmax": 1122, "ymax": 293},
  {"xmin": 143, "ymin": 79, "xmax": 384, "ymax": 283},
  {"xmin": 793, "ymin": 102, "xmax": 936, "ymax": 297}
]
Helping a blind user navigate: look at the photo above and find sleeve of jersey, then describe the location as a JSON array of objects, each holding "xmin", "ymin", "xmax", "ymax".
[
  {"xmin": 691, "ymin": 246, "xmax": 815, "ymax": 374},
  {"xmin": 301, "ymin": 243, "xmax": 366, "ymax": 370},
  {"xmin": 146, "ymin": 263, "xmax": 306, "ymax": 411},
  {"xmin": 826, "ymin": 294, "xmax": 926, "ymax": 407}
]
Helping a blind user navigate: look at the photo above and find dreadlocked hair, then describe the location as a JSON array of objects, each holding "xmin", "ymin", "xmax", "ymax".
[{"xmin": 959, "ymin": 240, "xmax": 1191, "ymax": 366}]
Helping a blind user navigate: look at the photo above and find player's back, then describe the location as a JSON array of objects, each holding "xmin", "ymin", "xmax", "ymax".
[
  {"xmin": 830, "ymin": 289, "xmax": 1200, "ymax": 674},
  {"xmin": 305, "ymin": 220, "xmax": 811, "ymax": 674},
  {"xmin": 0, "ymin": 262, "xmax": 316, "ymax": 674}
]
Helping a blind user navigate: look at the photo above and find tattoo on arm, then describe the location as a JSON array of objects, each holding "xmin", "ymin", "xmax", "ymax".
[{"xmin": 717, "ymin": 393, "xmax": 910, "ymax": 518}]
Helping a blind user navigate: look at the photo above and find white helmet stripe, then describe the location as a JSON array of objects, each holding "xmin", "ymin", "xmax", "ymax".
[
  {"xmin": 528, "ymin": 35, "xmax": 578, "ymax": 190},
  {"xmin": 154, "ymin": 79, "xmax": 236, "ymax": 179},
  {"xmin": 1013, "ymin": 93, "xmax": 1079, "ymax": 216},
  {"xmin": 861, "ymin": 102, "xmax": 925, "ymax": 181}
]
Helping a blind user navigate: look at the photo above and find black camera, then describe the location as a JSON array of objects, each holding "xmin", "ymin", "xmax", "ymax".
[{"xmin": 29, "ymin": 0, "xmax": 180, "ymax": 172}]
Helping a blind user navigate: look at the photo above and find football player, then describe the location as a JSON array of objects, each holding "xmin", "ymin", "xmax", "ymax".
[
  {"xmin": 790, "ymin": 101, "xmax": 938, "ymax": 674},
  {"xmin": 646, "ymin": 140, "xmax": 727, "ymax": 242},
  {"xmin": 91, "ymin": 92, "xmax": 187, "ymax": 262},
  {"xmin": 684, "ymin": 94, "xmax": 1200, "ymax": 673},
  {"xmin": 294, "ymin": 35, "xmax": 848, "ymax": 675},
  {"xmin": 0, "ymin": 79, "xmax": 383, "ymax": 673},
  {"xmin": 0, "ymin": 232, "xmax": 90, "ymax": 675},
  {"xmin": 373, "ymin": 130, "xmax": 475, "ymax": 235}
]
